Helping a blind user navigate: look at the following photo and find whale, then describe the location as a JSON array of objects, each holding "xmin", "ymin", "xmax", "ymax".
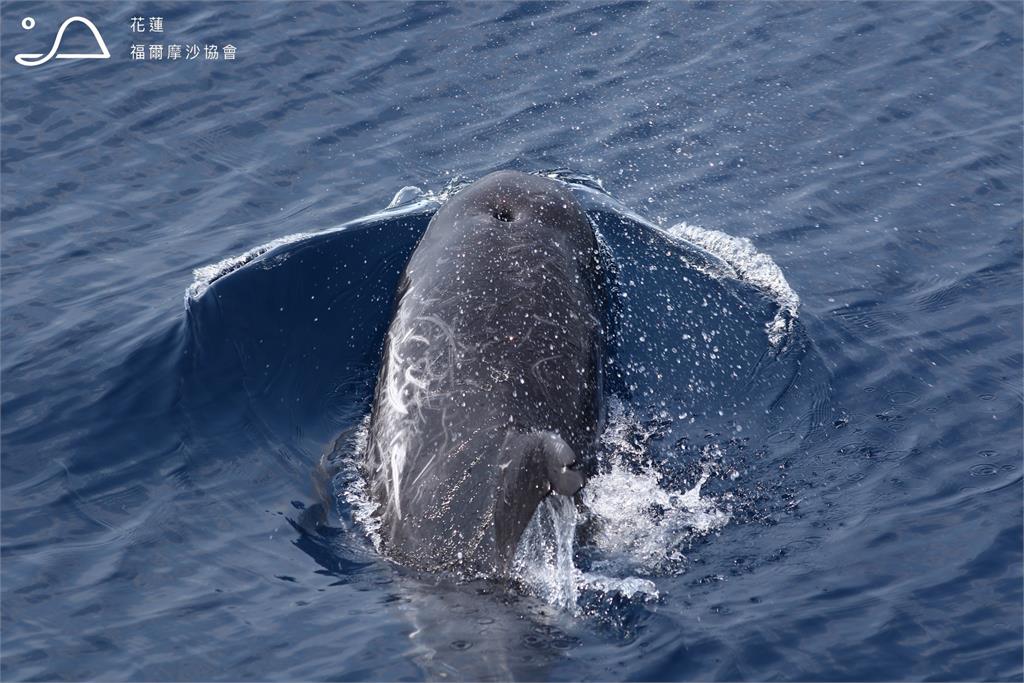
[{"xmin": 363, "ymin": 170, "xmax": 605, "ymax": 577}]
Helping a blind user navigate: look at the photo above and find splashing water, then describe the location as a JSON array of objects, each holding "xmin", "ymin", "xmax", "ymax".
[
  {"xmin": 512, "ymin": 495, "xmax": 580, "ymax": 612},
  {"xmin": 512, "ymin": 490, "xmax": 664, "ymax": 613},
  {"xmin": 664, "ymin": 222, "xmax": 800, "ymax": 346},
  {"xmin": 334, "ymin": 415, "xmax": 385, "ymax": 552},
  {"xmin": 582, "ymin": 456, "xmax": 730, "ymax": 575},
  {"xmin": 535, "ymin": 170, "xmax": 799, "ymax": 347},
  {"xmin": 384, "ymin": 176, "xmax": 475, "ymax": 210},
  {"xmin": 510, "ymin": 402, "xmax": 733, "ymax": 611},
  {"xmin": 580, "ymin": 401, "xmax": 732, "ymax": 578}
]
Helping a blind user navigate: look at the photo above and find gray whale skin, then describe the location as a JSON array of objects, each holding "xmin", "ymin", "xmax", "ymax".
[{"xmin": 364, "ymin": 170, "xmax": 604, "ymax": 577}]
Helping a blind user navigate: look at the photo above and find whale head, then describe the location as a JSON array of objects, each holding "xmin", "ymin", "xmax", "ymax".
[{"xmin": 439, "ymin": 170, "xmax": 597, "ymax": 246}]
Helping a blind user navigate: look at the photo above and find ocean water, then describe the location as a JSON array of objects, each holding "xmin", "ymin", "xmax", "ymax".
[{"xmin": 2, "ymin": 2, "xmax": 1022, "ymax": 681}]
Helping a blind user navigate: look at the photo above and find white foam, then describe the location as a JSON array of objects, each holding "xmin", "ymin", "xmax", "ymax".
[
  {"xmin": 578, "ymin": 573, "xmax": 659, "ymax": 600},
  {"xmin": 338, "ymin": 415, "xmax": 384, "ymax": 551},
  {"xmin": 665, "ymin": 222, "xmax": 799, "ymax": 346},
  {"xmin": 187, "ymin": 231, "xmax": 316, "ymax": 302},
  {"xmin": 581, "ymin": 401, "xmax": 732, "ymax": 575},
  {"xmin": 582, "ymin": 452, "xmax": 730, "ymax": 574}
]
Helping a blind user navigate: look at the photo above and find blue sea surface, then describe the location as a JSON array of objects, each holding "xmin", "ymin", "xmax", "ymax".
[{"xmin": 2, "ymin": 2, "xmax": 1022, "ymax": 681}]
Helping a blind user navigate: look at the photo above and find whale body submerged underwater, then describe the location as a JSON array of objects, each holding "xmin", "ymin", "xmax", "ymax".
[{"xmin": 363, "ymin": 171, "xmax": 605, "ymax": 578}]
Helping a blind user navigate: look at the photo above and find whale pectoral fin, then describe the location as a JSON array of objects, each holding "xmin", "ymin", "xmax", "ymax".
[
  {"xmin": 539, "ymin": 433, "xmax": 585, "ymax": 497},
  {"xmin": 494, "ymin": 431, "xmax": 584, "ymax": 574}
]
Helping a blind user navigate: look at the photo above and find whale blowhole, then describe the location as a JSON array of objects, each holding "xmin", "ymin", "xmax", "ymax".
[{"xmin": 493, "ymin": 207, "xmax": 514, "ymax": 222}]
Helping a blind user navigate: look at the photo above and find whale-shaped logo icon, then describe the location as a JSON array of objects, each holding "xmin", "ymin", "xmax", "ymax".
[{"xmin": 15, "ymin": 16, "xmax": 110, "ymax": 67}]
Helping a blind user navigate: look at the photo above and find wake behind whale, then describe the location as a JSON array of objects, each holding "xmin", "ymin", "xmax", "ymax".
[{"xmin": 183, "ymin": 169, "xmax": 832, "ymax": 612}]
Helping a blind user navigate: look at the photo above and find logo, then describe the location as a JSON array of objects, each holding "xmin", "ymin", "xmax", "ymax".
[{"xmin": 15, "ymin": 16, "xmax": 110, "ymax": 67}]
